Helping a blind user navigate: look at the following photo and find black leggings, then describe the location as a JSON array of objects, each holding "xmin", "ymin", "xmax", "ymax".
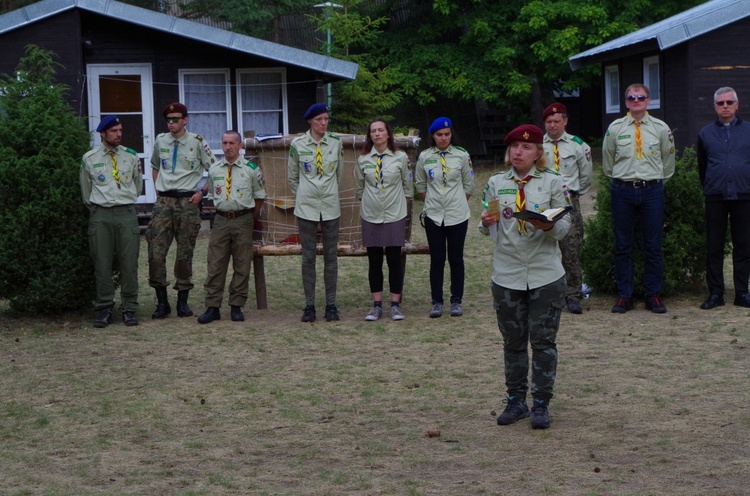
[{"xmin": 367, "ymin": 246, "xmax": 404, "ymax": 296}]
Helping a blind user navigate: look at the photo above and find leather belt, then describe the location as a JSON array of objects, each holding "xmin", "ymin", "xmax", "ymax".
[
  {"xmin": 614, "ymin": 179, "xmax": 662, "ymax": 188},
  {"xmin": 159, "ymin": 190, "xmax": 194, "ymax": 198},
  {"xmin": 216, "ymin": 209, "xmax": 253, "ymax": 219}
]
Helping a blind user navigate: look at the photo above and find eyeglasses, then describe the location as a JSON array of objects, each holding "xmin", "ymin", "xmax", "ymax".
[
  {"xmin": 165, "ymin": 117, "xmax": 183, "ymax": 123},
  {"xmin": 626, "ymin": 95, "xmax": 649, "ymax": 102},
  {"xmin": 714, "ymin": 100, "xmax": 736, "ymax": 106}
]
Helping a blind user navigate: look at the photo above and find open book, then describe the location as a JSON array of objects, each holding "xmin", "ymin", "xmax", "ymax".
[{"xmin": 512, "ymin": 205, "xmax": 572, "ymax": 222}]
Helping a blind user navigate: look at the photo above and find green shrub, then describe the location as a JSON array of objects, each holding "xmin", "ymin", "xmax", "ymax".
[
  {"xmin": 581, "ymin": 147, "xmax": 706, "ymax": 296},
  {"xmin": 0, "ymin": 46, "xmax": 94, "ymax": 313}
]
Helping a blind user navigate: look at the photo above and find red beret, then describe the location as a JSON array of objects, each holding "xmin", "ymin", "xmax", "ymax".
[
  {"xmin": 163, "ymin": 102, "xmax": 188, "ymax": 118},
  {"xmin": 504, "ymin": 124, "xmax": 543, "ymax": 145},
  {"xmin": 542, "ymin": 103, "xmax": 567, "ymax": 121}
]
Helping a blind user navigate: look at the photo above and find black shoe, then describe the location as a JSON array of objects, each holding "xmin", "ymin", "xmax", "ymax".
[
  {"xmin": 122, "ymin": 311, "xmax": 139, "ymax": 326},
  {"xmin": 151, "ymin": 287, "xmax": 171, "ymax": 319},
  {"xmin": 734, "ymin": 293, "xmax": 750, "ymax": 308},
  {"xmin": 197, "ymin": 307, "xmax": 221, "ymax": 324},
  {"xmin": 230, "ymin": 305, "xmax": 245, "ymax": 322},
  {"xmin": 301, "ymin": 305, "xmax": 316, "ymax": 323},
  {"xmin": 93, "ymin": 307, "xmax": 114, "ymax": 328},
  {"xmin": 530, "ymin": 401, "xmax": 550, "ymax": 429},
  {"xmin": 645, "ymin": 294, "xmax": 667, "ymax": 313},
  {"xmin": 566, "ymin": 298, "xmax": 583, "ymax": 314},
  {"xmin": 700, "ymin": 294, "xmax": 725, "ymax": 310},
  {"xmin": 611, "ymin": 297, "xmax": 634, "ymax": 314},
  {"xmin": 496, "ymin": 397, "xmax": 530, "ymax": 425},
  {"xmin": 176, "ymin": 290, "xmax": 193, "ymax": 317},
  {"xmin": 325, "ymin": 304, "xmax": 340, "ymax": 322}
]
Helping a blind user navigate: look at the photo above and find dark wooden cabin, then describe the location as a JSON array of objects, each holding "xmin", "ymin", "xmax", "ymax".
[
  {"xmin": 0, "ymin": 0, "xmax": 358, "ymax": 205},
  {"xmin": 569, "ymin": 0, "xmax": 750, "ymax": 151}
]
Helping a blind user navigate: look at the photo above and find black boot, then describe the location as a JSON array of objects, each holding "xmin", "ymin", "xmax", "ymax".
[
  {"xmin": 176, "ymin": 290, "xmax": 193, "ymax": 317},
  {"xmin": 151, "ymin": 287, "xmax": 171, "ymax": 319}
]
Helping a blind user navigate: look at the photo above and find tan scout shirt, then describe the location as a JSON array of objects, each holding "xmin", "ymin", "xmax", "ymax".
[
  {"xmin": 288, "ymin": 130, "xmax": 344, "ymax": 222},
  {"xmin": 543, "ymin": 131, "xmax": 593, "ymax": 195},
  {"xmin": 479, "ymin": 168, "xmax": 571, "ymax": 291},
  {"xmin": 151, "ymin": 130, "xmax": 215, "ymax": 192},
  {"xmin": 80, "ymin": 144, "xmax": 141, "ymax": 207},
  {"xmin": 207, "ymin": 157, "xmax": 266, "ymax": 212},
  {"xmin": 415, "ymin": 145, "xmax": 474, "ymax": 226},
  {"xmin": 355, "ymin": 147, "xmax": 413, "ymax": 224},
  {"xmin": 602, "ymin": 112, "xmax": 675, "ymax": 182}
]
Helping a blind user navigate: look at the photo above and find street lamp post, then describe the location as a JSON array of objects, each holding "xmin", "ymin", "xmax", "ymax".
[{"xmin": 313, "ymin": 2, "xmax": 342, "ymax": 109}]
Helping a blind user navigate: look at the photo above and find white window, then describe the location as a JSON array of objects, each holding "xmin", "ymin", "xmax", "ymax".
[
  {"xmin": 643, "ymin": 56, "xmax": 660, "ymax": 109},
  {"xmin": 237, "ymin": 68, "xmax": 288, "ymax": 137},
  {"xmin": 179, "ymin": 69, "xmax": 232, "ymax": 158},
  {"xmin": 604, "ymin": 65, "xmax": 620, "ymax": 114}
]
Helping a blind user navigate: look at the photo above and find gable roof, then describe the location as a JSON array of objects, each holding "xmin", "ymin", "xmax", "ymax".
[
  {"xmin": 569, "ymin": 0, "xmax": 750, "ymax": 70},
  {"xmin": 0, "ymin": 0, "xmax": 358, "ymax": 80}
]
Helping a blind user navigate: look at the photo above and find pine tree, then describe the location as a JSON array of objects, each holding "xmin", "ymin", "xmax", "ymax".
[{"xmin": 0, "ymin": 45, "xmax": 95, "ymax": 313}]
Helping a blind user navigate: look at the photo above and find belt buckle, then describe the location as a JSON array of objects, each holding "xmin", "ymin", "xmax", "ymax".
[
  {"xmin": 632, "ymin": 180, "xmax": 646, "ymax": 188},
  {"xmin": 225, "ymin": 211, "xmax": 237, "ymax": 219}
]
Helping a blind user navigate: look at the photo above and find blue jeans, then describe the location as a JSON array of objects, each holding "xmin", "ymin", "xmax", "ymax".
[{"xmin": 611, "ymin": 180, "xmax": 664, "ymax": 298}]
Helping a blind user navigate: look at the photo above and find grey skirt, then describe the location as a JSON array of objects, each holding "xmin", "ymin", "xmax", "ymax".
[{"xmin": 361, "ymin": 218, "xmax": 407, "ymax": 247}]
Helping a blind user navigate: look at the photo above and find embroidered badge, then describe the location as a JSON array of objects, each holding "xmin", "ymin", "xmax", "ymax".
[{"xmin": 502, "ymin": 207, "xmax": 513, "ymax": 219}]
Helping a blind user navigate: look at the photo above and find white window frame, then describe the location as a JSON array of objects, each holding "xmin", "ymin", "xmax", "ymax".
[
  {"xmin": 604, "ymin": 65, "xmax": 620, "ymax": 114},
  {"xmin": 178, "ymin": 68, "xmax": 232, "ymax": 159},
  {"xmin": 642, "ymin": 55, "xmax": 660, "ymax": 109},
  {"xmin": 236, "ymin": 68, "xmax": 289, "ymax": 137}
]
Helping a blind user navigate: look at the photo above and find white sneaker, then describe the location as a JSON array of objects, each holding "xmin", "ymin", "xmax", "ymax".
[
  {"xmin": 390, "ymin": 306, "xmax": 405, "ymax": 321},
  {"xmin": 364, "ymin": 306, "xmax": 383, "ymax": 321}
]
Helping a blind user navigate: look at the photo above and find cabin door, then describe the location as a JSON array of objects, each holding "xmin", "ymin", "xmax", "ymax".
[{"xmin": 87, "ymin": 64, "xmax": 155, "ymax": 203}]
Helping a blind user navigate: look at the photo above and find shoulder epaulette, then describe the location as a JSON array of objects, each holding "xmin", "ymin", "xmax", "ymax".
[
  {"xmin": 245, "ymin": 161, "xmax": 258, "ymax": 170},
  {"xmin": 572, "ymin": 135, "xmax": 584, "ymax": 145},
  {"xmin": 455, "ymin": 146, "xmax": 468, "ymax": 153},
  {"xmin": 196, "ymin": 135, "xmax": 204, "ymax": 141},
  {"xmin": 327, "ymin": 133, "xmax": 341, "ymax": 141},
  {"xmin": 156, "ymin": 132, "xmax": 168, "ymax": 139},
  {"xmin": 544, "ymin": 168, "xmax": 562, "ymax": 176},
  {"xmin": 125, "ymin": 147, "xmax": 137, "ymax": 156}
]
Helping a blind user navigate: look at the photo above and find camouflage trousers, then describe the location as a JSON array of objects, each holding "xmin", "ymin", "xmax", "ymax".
[
  {"xmin": 560, "ymin": 192, "xmax": 584, "ymax": 301},
  {"xmin": 298, "ymin": 216, "xmax": 339, "ymax": 307},
  {"xmin": 146, "ymin": 196, "xmax": 201, "ymax": 291},
  {"xmin": 491, "ymin": 277, "xmax": 565, "ymax": 403}
]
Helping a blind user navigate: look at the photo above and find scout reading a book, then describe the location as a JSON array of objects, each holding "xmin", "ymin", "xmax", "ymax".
[{"xmin": 478, "ymin": 124, "xmax": 572, "ymax": 431}]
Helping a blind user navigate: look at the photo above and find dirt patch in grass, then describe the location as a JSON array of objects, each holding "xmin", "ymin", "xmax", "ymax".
[{"xmin": 2, "ymin": 168, "xmax": 749, "ymax": 495}]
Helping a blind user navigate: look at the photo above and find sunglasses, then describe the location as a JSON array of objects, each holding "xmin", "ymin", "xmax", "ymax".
[
  {"xmin": 165, "ymin": 116, "xmax": 183, "ymax": 123},
  {"xmin": 626, "ymin": 95, "xmax": 649, "ymax": 101},
  {"xmin": 714, "ymin": 100, "xmax": 736, "ymax": 106}
]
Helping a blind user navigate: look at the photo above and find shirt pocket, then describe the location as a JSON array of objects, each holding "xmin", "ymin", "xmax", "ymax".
[
  {"xmin": 525, "ymin": 191, "xmax": 551, "ymax": 213},
  {"xmin": 615, "ymin": 138, "xmax": 633, "ymax": 159}
]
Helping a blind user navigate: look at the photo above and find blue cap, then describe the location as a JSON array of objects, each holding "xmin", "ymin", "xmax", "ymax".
[
  {"xmin": 428, "ymin": 117, "xmax": 452, "ymax": 134},
  {"xmin": 96, "ymin": 115, "xmax": 121, "ymax": 132},
  {"xmin": 304, "ymin": 103, "xmax": 328, "ymax": 120}
]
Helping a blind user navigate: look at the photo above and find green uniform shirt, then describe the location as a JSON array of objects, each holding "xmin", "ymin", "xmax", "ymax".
[
  {"xmin": 207, "ymin": 157, "xmax": 267, "ymax": 212},
  {"xmin": 479, "ymin": 168, "xmax": 571, "ymax": 291},
  {"xmin": 80, "ymin": 144, "xmax": 141, "ymax": 207},
  {"xmin": 287, "ymin": 130, "xmax": 344, "ymax": 222},
  {"xmin": 151, "ymin": 130, "xmax": 216, "ymax": 192},
  {"xmin": 602, "ymin": 112, "xmax": 675, "ymax": 182},
  {"xmin": 543, "ymin": 131, "xmax": 593, "ymax": 195},
  {"xmin": 355, "ymin": 147, "xmax": 413, "ymax": 224},
  {"xmin": 414, "ymin": 145, "xmax": 474, "ymax": 226}
]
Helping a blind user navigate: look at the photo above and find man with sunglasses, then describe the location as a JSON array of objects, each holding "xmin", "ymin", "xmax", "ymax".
[
  {"xmin": 696, "ymin": 87, "xmax": 750, "ymax": 310},
  {"xmin": 146, "ymin": 102, "xmax": 216, "ymax": 320},
  {"xmin": 602, "ymin": 84, "xmax": 675, "ymax": 314}
]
